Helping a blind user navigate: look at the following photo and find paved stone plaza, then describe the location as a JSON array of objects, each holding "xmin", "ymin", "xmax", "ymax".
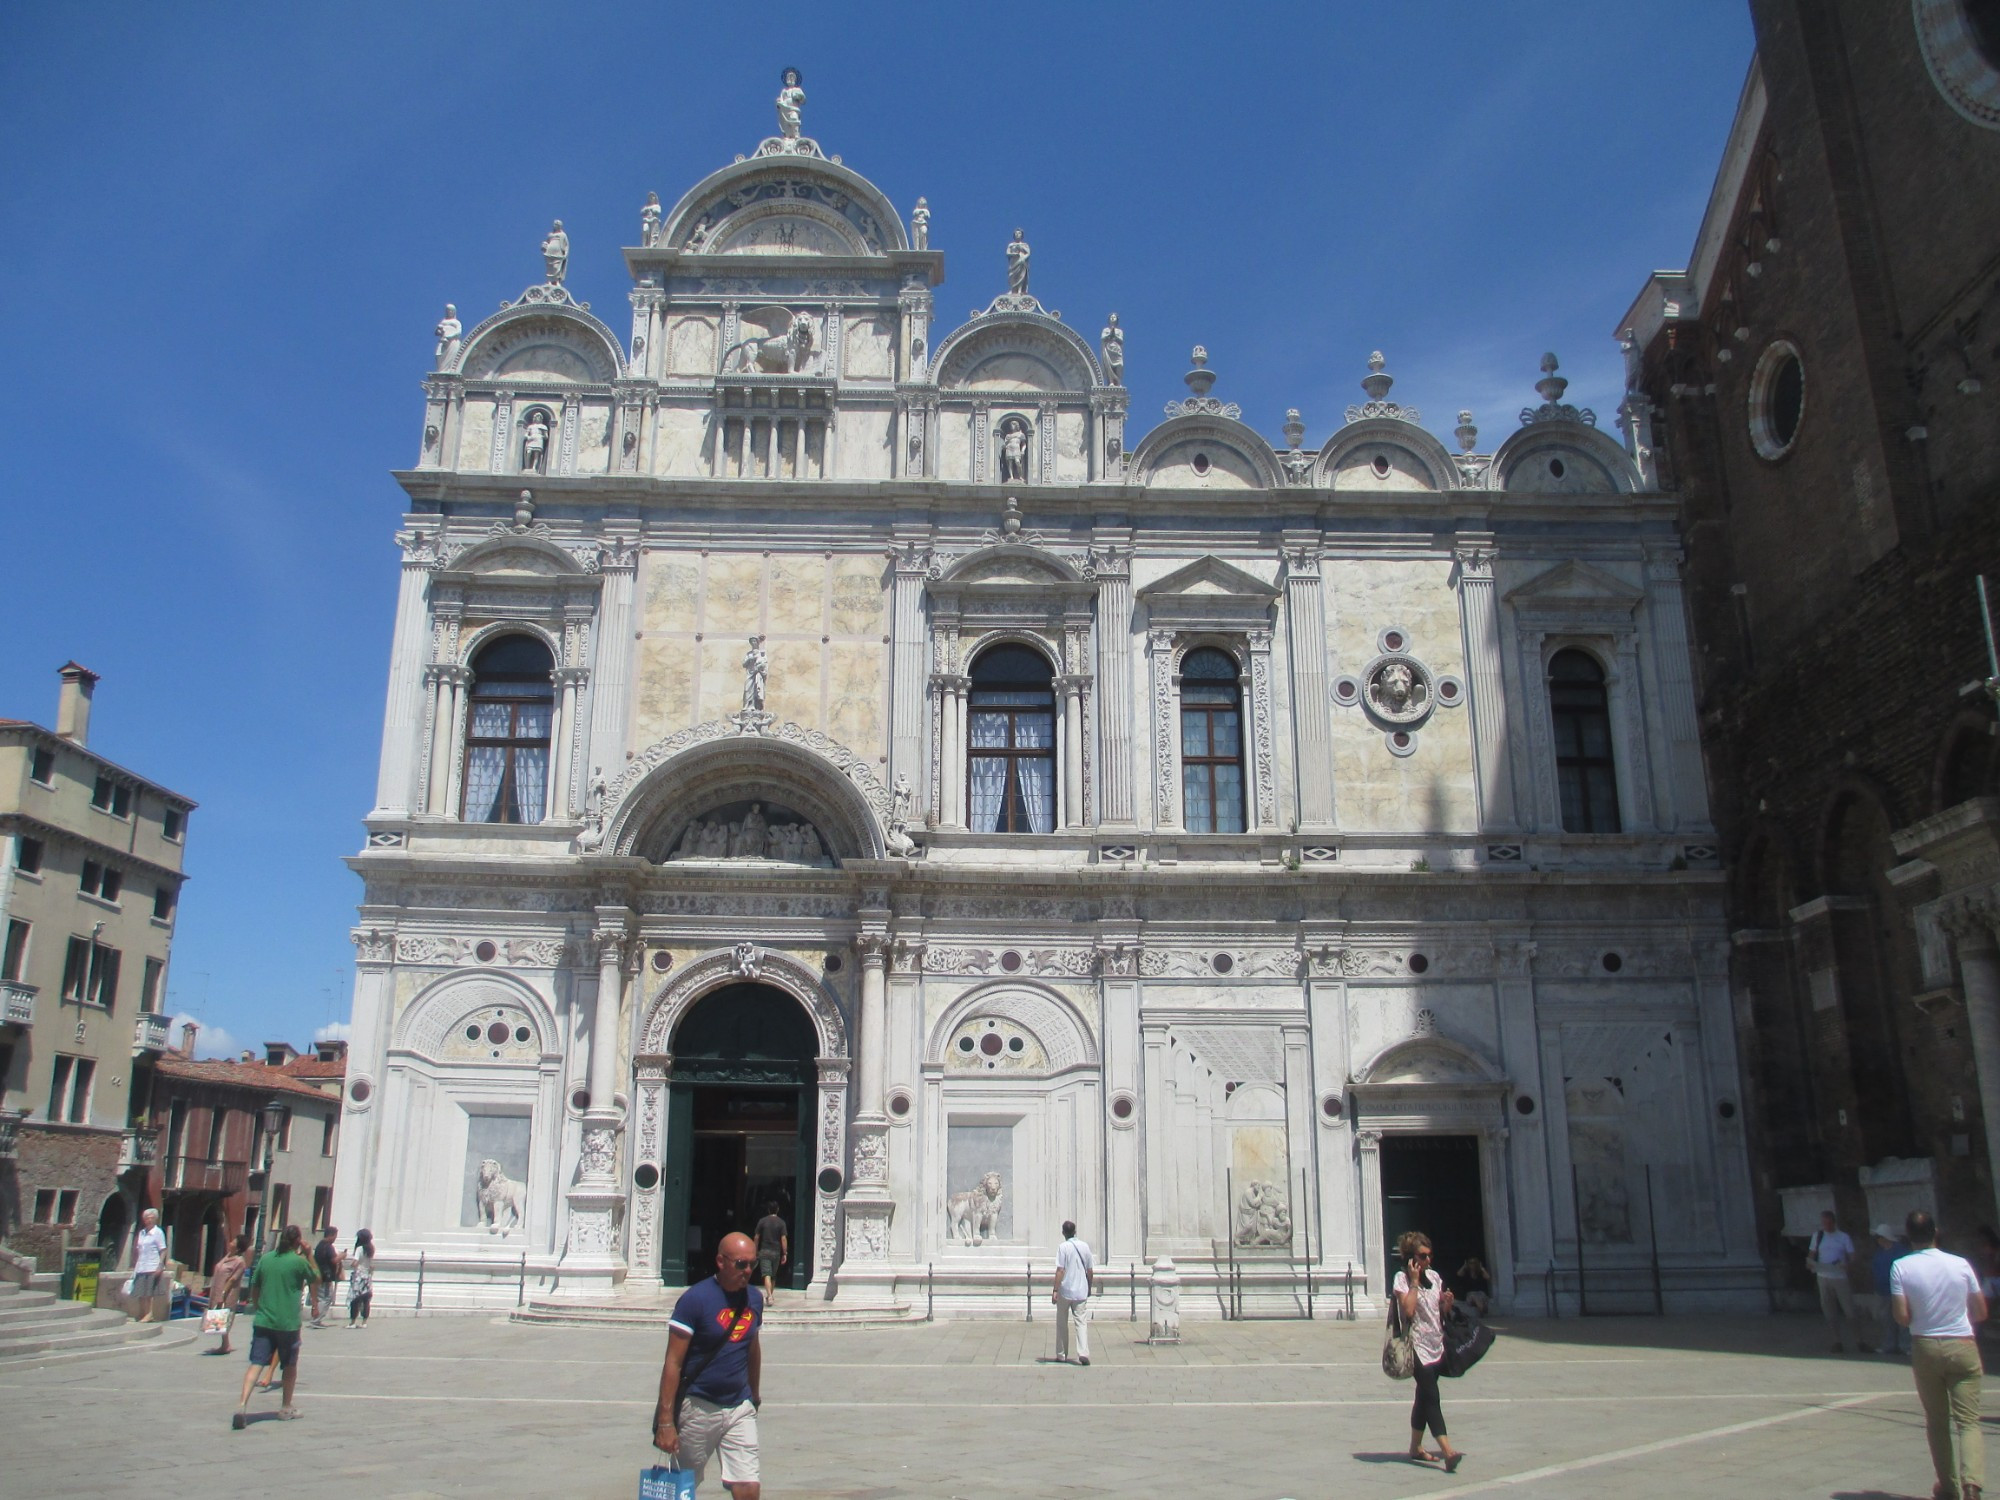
[{"xmin": 0, "ymin": 1312, "xmax": 1984, "ymax": 1498}]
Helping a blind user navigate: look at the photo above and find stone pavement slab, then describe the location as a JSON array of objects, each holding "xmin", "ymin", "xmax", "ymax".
[{"xmin": 0, "ymin": 1311, "xmax": 1980, "ymax": 1498}]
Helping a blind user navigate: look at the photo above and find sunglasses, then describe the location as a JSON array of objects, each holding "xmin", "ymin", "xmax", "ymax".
[{"xmin": 726, "ymin": 1257, "xmax": 758, "ymax": 1271}]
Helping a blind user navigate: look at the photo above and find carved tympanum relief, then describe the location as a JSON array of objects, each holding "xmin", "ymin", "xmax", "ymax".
[{"xmin": 667, "ymin": 800, "xmax": 830, "ymax": 865}]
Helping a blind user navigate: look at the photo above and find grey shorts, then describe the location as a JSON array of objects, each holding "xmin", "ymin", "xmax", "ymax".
[{"xmin": 676, "ymin": 1395, "xmax": 759, "ymax": 1485}]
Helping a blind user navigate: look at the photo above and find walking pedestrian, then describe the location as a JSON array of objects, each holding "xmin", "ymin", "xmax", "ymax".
[
  {"xmin": 232, "ymin": 1225, "xmax": 318, "ymax": 1429},
  {"xmin": 1809, "ymin": 1210, "xmax": 1868, "ymax": 1352},
  {"xmin": 1892, "ymin": 1209, "xmax": 1988, "ymax": 1500},
  {"xmin": 653, "ymin": 1230, "xmax": 764, "ymax": 1499},
  {"xmin": 1873, "ymin": 1223, "xmax": 1913, "ymax": 1358},
  {"xmin": 206, "ymin": 1234, "xmax": 250, "ymax": 1356},
  {"xmin": 310, "ymin": 1225, "xmax": 342, "ymax": 1326},
  {"xmin": 347, "ymin": 1229, "xmax": 375, "ymax": 1328},
  {"xmin": 753, "ymin": 1202, "xmax": 788, "ymax": 1306},
  {"xmin": 1395, "ymin": 1230, "xmax": 1464, "ymax": 1473},
  {"xmin": 1051, "ymin": 1220, "xmax": 1094, "ymax": 1366},
  {"xmin": 130, "ymin": 1207, "xmax": 168, "ymax": 1323}
]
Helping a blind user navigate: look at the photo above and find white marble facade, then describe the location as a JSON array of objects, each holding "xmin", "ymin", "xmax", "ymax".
[{"xmin": 331, "ymin": 85, "xmax": 1760, "ymax": 1315}]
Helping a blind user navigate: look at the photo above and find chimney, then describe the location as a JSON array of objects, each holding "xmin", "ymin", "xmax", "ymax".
[
  {"xmin": 179, "ymin": 1019, "xmax": 200, "ymax": 1057},
  {"xmin": 56, "ymin": 662, "xmax": 98, "ymax": 746}
]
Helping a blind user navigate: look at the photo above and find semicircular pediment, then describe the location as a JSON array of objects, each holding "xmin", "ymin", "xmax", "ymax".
[
  {"xmin": 932, "ymin": 316, "xmax": 1101, "ymax": 392},
  {"xmin": 662, "ymin": 159, "xmax": 905, "ymax": 257},
  {"xmin": 459, "ymin": 310, "xmax": 623, "ymax": 384},
  {"xmin": 1355, "ymin": 1034, "xmax": 1506, "ymax": 1088},
  {"xmin": 1316, "ymin": 418, "xmax": 1457, "ymax": 492},
  {"xmin": 1128, "ymin": 416, "xmax": 1282, "ymax": 490}
]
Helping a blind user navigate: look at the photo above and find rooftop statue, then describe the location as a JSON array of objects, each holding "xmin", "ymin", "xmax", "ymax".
[
  {"xmin": 639, "ymin": 192, "xmax": 661, "ymax": 248},
  {"xmin": 776, "ymin": 67, "xmax": 805, "ymax": 140},
  {"xmin": 541, "ymin": 220, "xmax": 569, "ymax": 285},
  {"xmin": 911, "ymin": 196, "xmax": 930, "ymax": 250},
  {"xmin": 1100, "ymin": 312, "xmax": 1124, "ymax": 384},
  {"xmin": 433, "ymin": 303, "xmax": 462, "ymax": 368},
  {"xmin": 1006, "ymin": 229, "xmax": 1031, "ymax": 295}
]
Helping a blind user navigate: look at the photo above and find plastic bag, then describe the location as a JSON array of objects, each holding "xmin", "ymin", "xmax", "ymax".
[{"xmin": 639, "ymin": 1461, "xmax": 697, "ymax": 1499}]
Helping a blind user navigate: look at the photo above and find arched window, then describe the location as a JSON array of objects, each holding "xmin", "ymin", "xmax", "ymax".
[
  {"xmin": 462, "ymin": 635, "xmax": 554, "ymax": 823},
  {"xmin": 1180, "ymin": 648, "xmax": 1245, "ymax": 833},
  {"xmin": 967, "ymin": 645, "xmax": 1056, "ymax": 833},
  {"xmin": 1548, "ymin": 649, "xmax": 1619, "ymax": 833}
]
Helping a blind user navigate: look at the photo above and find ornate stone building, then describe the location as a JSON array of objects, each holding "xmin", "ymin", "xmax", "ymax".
[{"xmin": 332, "ymin": 78, "xmax": 1758, "ymax": 1314}]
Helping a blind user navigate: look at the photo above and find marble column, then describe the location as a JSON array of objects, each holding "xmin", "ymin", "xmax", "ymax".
[
  {"xmin": 1140, "ymin": 1021, "xmax": 1172, "ymax": 1252},
  {"xmin": 551, "ymin": 667, "xmax": 588, "ymax": 820},
  {"xmin": 1282, "ymin": 541, "xmax": 1335, "ymax": 829},
  {"xmin": 425, "ymin": 665, "xmax": 469, "ymax": 817},
  {"xmin": 889, "ymin": 544, "xmax": 931, "ymax": 806},
  {"xmin": 1060, "ymin": 675, "xmax": 1086, "ymax": 828},
  {"xmin": 566, "ymin": 916, "xmax": 631, "ymax": 1271},
  {"xmin": 373, "ymin": 536, "xmax": 437, "ymax": 817},
  {"xmin": 843, "ymin": 930, "xmax": 894, "ymax": 1262},
  {"xmin": 583, "ymin": 535, "xmax": 638, "ymax": 800},
  {"xmin": 1092, "ymin": 543, "xmax": 1136, "ymax": 826},
  {"xmin": 936, "ymin": 674, "xmax": 969, "ymax": 828},
  {"xmin": 1453, "ymin": 540, "xmax": 1517, "ymax": 831},
  {"xmin": 1643, "ymin": 545, "xmax": 1711, "ymax": 831},
  {"xmin": 328, "ymin": 923, "xmax": 396, "ymax": 1236}
]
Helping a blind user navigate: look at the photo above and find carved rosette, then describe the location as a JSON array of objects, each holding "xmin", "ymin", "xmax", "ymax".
[{"xmin": 576, "ymin": 1125, "xmax": 617, "ymax": 1183}]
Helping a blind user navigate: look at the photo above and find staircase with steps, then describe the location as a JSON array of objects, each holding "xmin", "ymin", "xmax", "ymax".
[
  {"xmin": 0, "ymin": 1280, "xmax": 168, "ymax": 1363},
  {"xmin": 512, "ymin": 1284, "xmax": 925, "ymax": 1330}
]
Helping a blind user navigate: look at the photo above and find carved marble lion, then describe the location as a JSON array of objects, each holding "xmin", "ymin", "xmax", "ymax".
[
  {"xmin": 946, "ymin": 1171, "xmax": 1004, "ymax": 1244},
  {"xmin": 476, "ymin": 1158, "xmax": 527, "ymax": 1236}
]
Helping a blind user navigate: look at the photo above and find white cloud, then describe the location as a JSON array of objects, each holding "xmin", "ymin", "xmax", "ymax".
[
  {"xmin": 313, "ymin": 1021, "xmax": 351, "ymax": 1044},
  {"xmin": 171, "ymin": 1013, "xmax": 242, "ymax": 1061}
]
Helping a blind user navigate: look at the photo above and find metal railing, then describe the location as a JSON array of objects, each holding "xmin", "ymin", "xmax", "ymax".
[{"xmin": 163, "ymin": 1155, "xmax": 249, "ymax": 1195}]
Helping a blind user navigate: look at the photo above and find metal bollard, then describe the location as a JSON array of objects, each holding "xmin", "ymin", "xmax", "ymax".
[
  {"xmin": 927, "ymin": 1261, "xmax": 934, "ymax": 1322},
  {"xmin": 518, "ymin": 1253, "xmax": 528, "ymax": 1307},
  {"xmin": 1025, "ymin": 1260, "xmax": 1033, "ymax": 1321},
  {"xmin": 1129, "ymin": 1263, "xmax": 1136, "ymax": 1322},
  {"xmin": 415, "ymin": 1251, "xmax": 426, "ymax": 1311}
]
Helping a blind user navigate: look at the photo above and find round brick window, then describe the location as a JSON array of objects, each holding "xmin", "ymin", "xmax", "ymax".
[{"xmin": 1749, "ymin": 341, "xmax": 1806, "ymax": 460}]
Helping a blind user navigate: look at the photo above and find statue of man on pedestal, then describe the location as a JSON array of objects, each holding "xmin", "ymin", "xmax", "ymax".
[
  {"xmin": 541, "ymin": 220, "xmax": 569, "ymax": 284},
  {"xmin": 639, "ymin": 192, "xmax": 661, "ymax": 248},
  {"xmin": 434, "ymin": 304, "xmax": 462, "ymax": 368},
  {"xmin": 1100, "ymin": 312, "xmax": 1124, "ymax": 384},
  {"xmin": 1006, "ymin": 229, "xmax": 1031, "ymax": 295},
  {"xmin": 776, "ymin": 67, "xmax": 806, "ymax": 140}
]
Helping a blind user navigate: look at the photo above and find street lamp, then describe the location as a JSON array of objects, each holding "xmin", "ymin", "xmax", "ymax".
[{"xmin": 255, "ymin": 1098, "xmax": 286, "ymax": 1256}]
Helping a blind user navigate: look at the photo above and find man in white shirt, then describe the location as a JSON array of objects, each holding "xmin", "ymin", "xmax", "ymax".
[
  {"xmin": 1892, "ymin": 1210, "xmax": 1987, "ymax": 1500},
  {"xmin": 1051, "ymin": 1221, "xmax": 1095, "ymax": 1367},
  {"xmin": 131, "ymin": 1208, "xmax": 169, "ymax": 1324},
  {"xmin": 1809, "ymin": 1210, "xmax": 1866, "ymax": 1353}
]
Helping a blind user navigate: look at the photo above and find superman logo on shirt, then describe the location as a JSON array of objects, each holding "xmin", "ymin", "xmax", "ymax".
[{"xmin": 713, "ymin": 1306, "xmax": 755, "ymax": 1342}]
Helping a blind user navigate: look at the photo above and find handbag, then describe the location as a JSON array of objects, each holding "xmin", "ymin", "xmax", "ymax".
[
  {"xmin": 1441, "ymin": 1303, "xmax": 1495, "ymax": 1377},
  {"xmin": 1381, "ymin": 1289, "xmax": 1417, "ymax": 1381},
  {"xmin": 639, "ymin": 1460, "xmax": 696, "ymax": 1499},
  {"xmin": 201, "ymin": 1307, "xmax": 229, "ymax": 1335}
]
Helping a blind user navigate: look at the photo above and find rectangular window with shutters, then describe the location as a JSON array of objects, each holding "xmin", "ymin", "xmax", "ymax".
[
  {"xmin": 162, "ymin": 807, "xmax": 184, "ymax": 841},
  {"xmin": 312, "ymin": 1186, "xmax": 331, "ymax": 1233},
  {"xmin": 61, "ymin": 938, "xmax": 89, "ymax": 1001},
  {"xmin": 33, "ymin": 1189, "xmax": 56, "ymax": 1224},
  {"xmin": 56, "ymin": 1189, "xmax": 77, "ymax": 1225},
  {"xmin": 90, "ymin": 776, "xmax": 132, "ymax": 818},
  {"xmin": 140, "ymin": 957, "xmax": 164, "ymax": 1014},
  {"xmin": 86, "ymin": 945, "xmax": 120, "ymax": 1008},
  {"xmin": 14, "ymin": 837, "xmax": 42, "ymax": 875},
  {"xmin": 29, "ymin": 747, "xmax": 54, "ymax": 785},
  {"xmin": 270, "ymin": 1183, "xmax": 291, "ymax": 1232},
  {"xmin": 321, "ymin": 1113, "xmax": 337, "ymax": 1157},
  {"xmin": 2, "ymin": 920, "xmax": 27, "ymax": 984},
  {"xmin": 47, "ymin": 1054, "xmax": 92, "ymax": 1123},
  {"xmin": 278, "ymin": 1107, "xmax": 294, "ymax": 1153},
  {"xmin": 79, "ymin": 862, "xmax": 122, "ymax": 903},
  {"xmin": 152, "ymin": 886, "xmax": 174, "ymax": 922}
]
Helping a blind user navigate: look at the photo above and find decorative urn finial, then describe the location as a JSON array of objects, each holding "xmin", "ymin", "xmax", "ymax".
[
  {"xmin": 514, "ymin": 490, "xmax": 536, "ymax": 531},
  {"xmin": 1185, "ymin": 346, "xmax": 1216, "ymax": 398},
  {"xmin": 1455, "ymin": 411, "xmax": 1479, "ymax": 453},
  {"xmin": 1283, "ymin": 408, "xmax": 1305, "ymax": 449},
  {"xmin": 1361, "ymin": 350, "xmax": 1395, "ymax": 402},
  {"xmin": 1535, "ymin": 352, "xmax": 1568, "ymax": 405}
]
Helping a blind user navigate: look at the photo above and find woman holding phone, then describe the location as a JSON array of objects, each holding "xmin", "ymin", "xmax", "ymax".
[{"xmin": 1394, "ymin": 1230, "xmax": 1463, "ymax": 1472}]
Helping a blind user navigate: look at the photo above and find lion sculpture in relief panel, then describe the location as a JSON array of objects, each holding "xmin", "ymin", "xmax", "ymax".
[
  {"xmin": 946, "ymin": 1172, "xmax": 1004, "ymax": 1244},
  {"xmin": 477, "ymin": 1160, "xmax": 527, "ymax": 1236}
]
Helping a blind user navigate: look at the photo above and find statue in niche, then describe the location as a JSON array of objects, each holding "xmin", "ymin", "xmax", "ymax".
[
  {"xmin": 1100, "ymin": 312, "xmax": 1124, "ymax": 384},
  {"xmin": 476, "ymin": 1160, "xmax": 527, "ymax": 1236},
  {"xmin": 911, "ymin": 196, "xmax": 930, "ymax": 250},
  {"xmin": 947, "ymin": 1172, "xmax": 1005, "ymax": 1244},
  {"xmin": 520, "ymin": 411, "xmax": 551, "ymax": 474},
  {"xmin": 540, "ymin": 220, "xmax": 570, "ymax": 284},
  {"xmin": 998, "ymin": 417, "xmax": 1031, "ymax": 483},
  {"xmin": 433, "ymin": 303, "xmax": 462, "ymax": 368},
  {"xmin": 731, "ymin": 803, "xmax": 767, "ymax": 857},
  {"xmin": 775, "ymin": 66, "xmax": 806, "ymax": 140},
  {"xmin": 1234, "ymin": 1180, "xmax": 1292, "ymax": 1247},
  {"xmin": 1005, "ymin": 229, "xmax": 1031, "ymax": 295},
  {"xmin": 741, "ymin": 635, "xmax": 768, "ymax": 712},
  {"xmin": 639, "ymin": 191, "xmax": 662, "ymax": 247}
]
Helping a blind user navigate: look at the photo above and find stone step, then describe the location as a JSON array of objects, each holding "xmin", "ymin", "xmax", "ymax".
[
  {"xmin": 510, "ymin": 1298, "xmax": 927, "ymax": 1330},
  {"xmin": 0, "ymin": 1296, "xmax": 96, "ymax": 1326},
  {"xmin": 0, "ymin": 1317, "xmax": 164, "ymax": 1364}
]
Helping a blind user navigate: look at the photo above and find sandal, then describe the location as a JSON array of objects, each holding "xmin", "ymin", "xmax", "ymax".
[{"xmin": 1444, "ymin": 1453, "xmax": 1465, "ymax": 1474}]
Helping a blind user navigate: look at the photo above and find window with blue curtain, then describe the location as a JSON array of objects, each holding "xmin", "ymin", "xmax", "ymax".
[
  {"xmin": 462, "ymin": 634, "xmax": 555, "ymax": 824},
  {"xmin": 1180, "ymin": 648, "xmax": 1246, "ymax": 833},
  {"xmin": 1548, "ymin": 648, "xmax": 1620, "ymax": 833},
  {"xmin": 966, "ymin": 644, "xmax": 1056, "ymax": 833}
]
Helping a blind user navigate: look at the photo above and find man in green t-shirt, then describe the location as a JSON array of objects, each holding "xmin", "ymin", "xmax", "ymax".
[{"xmin": 232, "ymin": 1225, "xmax": 318, "ymax": 1429}]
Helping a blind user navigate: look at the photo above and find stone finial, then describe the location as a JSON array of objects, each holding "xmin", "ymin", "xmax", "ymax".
[
  {"xmin": 1185, "ymin": 346, "xmax": 1216, "ymax": 398},
  {"xmin": 1455, "ymin": 411, "xmax": 1479, "ymax": 452},
  {"xmin": 1283, "ymin": 408, "xmax": 1305, "ymax": 449},
  {"xmin": 1001, "ymin": 496, "xmax": 1023, "ymax": 536},
  {"xmin": 514, "ymin": 490, "xmax": 536, "ymax": 531},
  {"xmin": 1535, "ymin": 352, "xmax": 1568, "ymax": 404},
  {"xmin": 1361, "ymin": 350, "xmax": 1394, "ymax": 402}
]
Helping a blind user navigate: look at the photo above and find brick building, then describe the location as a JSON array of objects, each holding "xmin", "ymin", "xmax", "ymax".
[
  {"xmin": 139, "ymin": 1027, "xmax": 345, "ymax": 1280},
  {"xmin": 1620, "ymin": 1, "xmax": 2000, "ymax": 1275},
  {"xmin": 0, "ymin": 665, "xmax": 194, "ymax": 1273}
]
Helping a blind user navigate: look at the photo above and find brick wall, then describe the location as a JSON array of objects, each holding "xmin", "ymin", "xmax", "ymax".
[{"xmin": 3, "ymin": 1123, "xmax": 128, "ymax": 1273}]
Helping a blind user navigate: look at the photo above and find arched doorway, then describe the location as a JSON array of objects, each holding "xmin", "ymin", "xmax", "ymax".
[
  {"xmin": 96, "ymin": 1193, "xmax": 129, "ymax": 1268},
  {"xmin": 660, "ymin": 983, "xmax": 820, "ymax": 1287}
]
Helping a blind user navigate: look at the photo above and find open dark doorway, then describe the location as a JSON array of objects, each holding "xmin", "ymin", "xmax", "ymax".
[
  {"xmin": 1380, "ymin": 1135, "xmax": 1486, "ymax": 1294},
  {"xmin": 661, "ymin": 983, "xmax": 819, "ymax": 1288}
]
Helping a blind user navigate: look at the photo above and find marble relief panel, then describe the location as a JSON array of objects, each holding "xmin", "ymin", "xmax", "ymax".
[
  {"xmin": 939, "ymin": 410, "xmax": 971, "ymax": 481},
  {"xmin": 668, "ymin": 316, "xmax": 718, "ymax": 377},
  {"xmin": 696, "ymin": 639, "xmax": 737, "ymax": 725},
  {"xmin": 653, "ymin": 407, "xmax": 709, "ymax": 476},
  {"xmin": 769, "ymin": 555, "xmax": 827, "ymax": 634},
  {"xmin": 843, "ymin": 314, "xmax": 894, "ymax": 381},
  {"xmin": 705, "ymin": 556, "xmax": 764, "ymax": 635},
  {"xmin": 578, "ymin": 408, "xmax": 611, "ymax": 474},
  {"xmin": 1055, "ymin": 411, "xmax": 1087, "ymax": 481},
  {"xmin": 830, "ymin": 556, "xmax": 886, "ymax": 635},
  {"xmin": 632, "ymin": 638, "xmax": 697, "ymax": 747},
  {"xmin": 459, "ymin": 403, "xmax": 493, "ymax": 473},
  {"xmin": 642, "ymin": 554, "xmax": 702, "ymax": 634},
  {"xmin": 766, "ymin": 639, "xmax": 824, "ymax": 728}
]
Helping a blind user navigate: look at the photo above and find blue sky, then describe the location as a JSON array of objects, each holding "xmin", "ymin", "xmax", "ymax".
[{"xmin": 0, "ymin": 2, "xmax": 1754, "ymax": 1058}]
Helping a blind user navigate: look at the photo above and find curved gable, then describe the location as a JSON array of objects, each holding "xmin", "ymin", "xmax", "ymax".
[
  {"xmin": 932, "ymin": 315, "xmax": 1101, "ymax": 392},
  {"xmin": 1491, "ymin": 422, "xmax": 1642, "ymax": 495},
  {"xmin": 661, "ymin": 157, "xmax": 906, "ymax": 257},
  {"xmin": 1316, "ymin": 418, "xmax": 1457, "ymax": 492},
  {"xmin": 1128, "ymin": 416, "xmax": 1282, "ymax": 490},
  {"xmin": 458, "ymin": 308, "xmax": 624, "ymax": 385}
]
